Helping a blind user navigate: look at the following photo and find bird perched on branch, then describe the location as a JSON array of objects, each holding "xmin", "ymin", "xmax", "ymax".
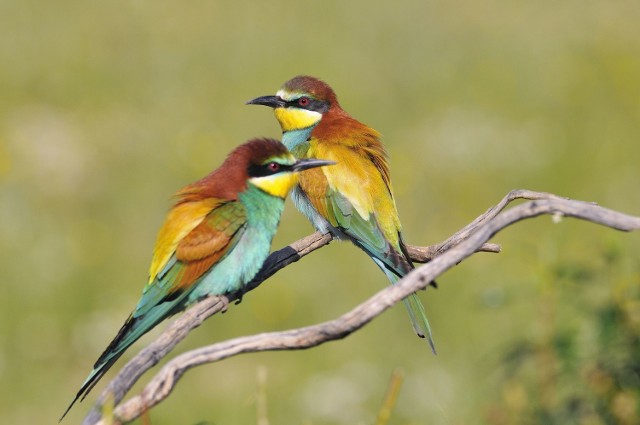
[
  {"xmin": 248, "ymin": 76, "xmax": 436, "ymax": 352},
  {"xmin": 61, "ymin": 138, "xmax": 333, "ymax": 420}
]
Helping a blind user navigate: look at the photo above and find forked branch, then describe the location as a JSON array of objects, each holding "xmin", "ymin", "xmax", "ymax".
[{"xmin": 82, "ymin": 190, "xmax": 640, "ymax": 425}]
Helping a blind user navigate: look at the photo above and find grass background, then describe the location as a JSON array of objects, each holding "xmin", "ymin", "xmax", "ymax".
[{"xmin": 1, "ymin": 0, "xmax": 639, "ymax": 424}]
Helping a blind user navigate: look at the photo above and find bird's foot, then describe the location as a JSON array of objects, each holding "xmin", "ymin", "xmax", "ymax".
[{"xmin": 220, "ymin": 296, "xmax": 230, "ymax": 313}]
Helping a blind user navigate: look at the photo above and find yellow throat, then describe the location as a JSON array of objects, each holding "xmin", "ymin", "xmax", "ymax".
[
  {"xmin": 274, "ymin": 107, "xmax": 322, "ymax": 132},
  {"xmin": 250, "ymin": 172, "xmax": 299, "ymax": 199}
]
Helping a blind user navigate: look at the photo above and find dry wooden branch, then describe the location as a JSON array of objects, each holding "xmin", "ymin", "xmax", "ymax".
[{"xmin": 82, "ymin": 190, "xmax": 640, "ymax": 425}]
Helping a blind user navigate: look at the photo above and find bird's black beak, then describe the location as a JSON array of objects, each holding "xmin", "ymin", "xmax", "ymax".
[
  {"xmin": 246, "ymin": 95, "xmax": 286, "ymax": 109},
  {"xmin": 292, "ymin": 158, "xmax": 336, "ymax": 172}
]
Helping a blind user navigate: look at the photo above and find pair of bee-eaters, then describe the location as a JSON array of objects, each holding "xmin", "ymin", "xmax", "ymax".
[{"xmin": 62, "ymin": 75, "xmax": 435, "ymax": 419}]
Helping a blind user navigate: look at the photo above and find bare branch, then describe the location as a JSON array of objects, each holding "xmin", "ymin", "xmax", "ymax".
[
  {"xmin": 407, "ymin": 189, "xmax": 565, "ymax": 261},
  {"xmin": 82, "ymin": 191, "xmax": 640, "ymax": 425}
]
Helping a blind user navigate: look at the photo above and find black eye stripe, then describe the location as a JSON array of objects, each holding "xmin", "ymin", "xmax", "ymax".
[
  {"xmin": 247, "ymin": 162, "xmax": 293, "ymax": 178},
  {"xmin": 285, "ymin": 97, "xmax": 329, "ymax": 113}
]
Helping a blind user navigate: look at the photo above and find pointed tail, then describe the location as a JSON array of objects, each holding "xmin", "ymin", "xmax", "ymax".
[
  {"xmin": 60, "ymin": 354, "xmax": 121, "ymax": 421},
  {"xmin": 403, "ymin": 292, "xmax": 437, "ymax": 354},
  {"xmin": 60, "ymin": 299, "xmax": 179, "ymax": 421},
  {"xmin": 371, "ymin": 257, "xmax": 437, "ymax": 354},
  {"xmin": 60, "ymin": 313, "xmax": 144, "ymax": 421}
]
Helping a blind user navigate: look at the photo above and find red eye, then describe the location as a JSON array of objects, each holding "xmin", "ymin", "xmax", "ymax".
[
  {"xmin": 298, "ymin": 97, "xmax": 310, "ymax": 107},
  {"xmin": 267, "ymin": 162, "xmax": 280, "ymax": 172}
]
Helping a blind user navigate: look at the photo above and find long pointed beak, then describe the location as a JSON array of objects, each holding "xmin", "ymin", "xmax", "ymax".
[
  {"xmin": 246, "ymin": 95, "xmax": 286, "ymax": 108},
  {"xmin": 292, "ymin": 158, "xmax": 336, "ymax": 172}
]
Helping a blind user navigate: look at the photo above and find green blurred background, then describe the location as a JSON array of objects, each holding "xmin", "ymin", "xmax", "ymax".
[{"xmin": 1, "ymin": 0, "xmax": 639, "ymax": 424}]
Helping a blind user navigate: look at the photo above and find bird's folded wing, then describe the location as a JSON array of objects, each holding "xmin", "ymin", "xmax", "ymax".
[
  {"xmin": 135, "ymin": 200, "xmax": 247, "ymax": 316},
  {"xmin": 301, "ymin": 141, "xmax": 411, "ymax": 275},
  {"xmin": 148, "ymin": 197, "xmax": 223, "ymax": 284},
  {"xmin": 326, "ymin": 187, "xmax": 411, "ymax": 276}
]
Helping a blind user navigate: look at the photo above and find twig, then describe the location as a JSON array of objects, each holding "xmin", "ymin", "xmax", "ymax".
[{"xmin": 82, "ymin": 190, "xmax": 640, "ymax": 425}]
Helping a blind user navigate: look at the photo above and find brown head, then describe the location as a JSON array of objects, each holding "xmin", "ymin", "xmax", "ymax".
[
  {"xmin": 246, "ymin": 75, "xmax": 352, "ymax": 133},
  {"xmin": 280, "ymin": 75, "xmax": 340, "ymax": 108},
  {"xmin": 177, "ymin": 138, "xmax": 334, "ymax": 201}
]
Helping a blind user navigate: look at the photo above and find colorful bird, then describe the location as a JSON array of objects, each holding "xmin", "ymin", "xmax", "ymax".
[
  {"xmin": 247, "ymin": 76, "xmax": 436, "ymax": 352},
  {"xmin": 62, "ymin": 138, "xmax": 333, "ymax": 419}
]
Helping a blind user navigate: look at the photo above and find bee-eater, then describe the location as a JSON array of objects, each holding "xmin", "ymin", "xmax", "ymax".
[
  {"xmin": 62, "ymin": 138, "xmax": 333, "ymax": 419},
  {"xmin": 247, "ymin": 76, "xmax": 436, "ymax": 352}
]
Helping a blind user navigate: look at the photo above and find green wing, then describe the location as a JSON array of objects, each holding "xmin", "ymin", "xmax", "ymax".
[
  {"xmin": 326, "ymin": 187, "xmax": 412, "ymax": 276},
  {"xmin": 64, "ymin": 201, "xmax": 248, "ymax": 416}
]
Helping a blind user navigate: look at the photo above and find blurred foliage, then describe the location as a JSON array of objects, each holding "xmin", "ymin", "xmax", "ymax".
[
  {"xmin": 0, "ymin": 0, "xmax": 638, "ymax": 424},
  {"xmin": 484, "ymin": 247, "xmax": 640, "ymax": 425}
]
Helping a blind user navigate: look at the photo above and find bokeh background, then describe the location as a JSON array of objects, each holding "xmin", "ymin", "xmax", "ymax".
[{"xmin": 1, "ymin": 1, "xmax": 639, "ymax": 424}]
